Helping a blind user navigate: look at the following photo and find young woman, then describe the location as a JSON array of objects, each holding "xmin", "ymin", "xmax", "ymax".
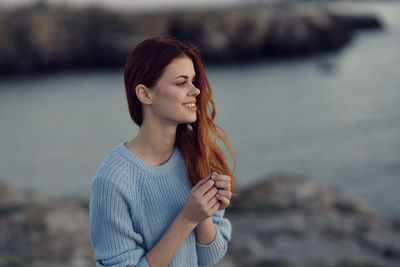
[{"xmin": 89, "ymin": 37, "xmax": 236, "ymax": 267}]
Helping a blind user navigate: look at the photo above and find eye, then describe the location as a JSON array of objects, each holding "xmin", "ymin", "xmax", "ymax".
[{"xmin": 176, "ymin": 79, "xmax": 197, "ymax": 87}]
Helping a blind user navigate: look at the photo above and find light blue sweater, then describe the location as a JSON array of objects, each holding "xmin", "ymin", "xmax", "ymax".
[{"xmin": 89, "ymin": 141, "xmax": 232, "ymax": 267}]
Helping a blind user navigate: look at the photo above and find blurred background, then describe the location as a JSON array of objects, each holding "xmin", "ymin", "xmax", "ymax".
[{"xmin": 0, "ymin": 0, "xmax": 399, "ymax": 266}]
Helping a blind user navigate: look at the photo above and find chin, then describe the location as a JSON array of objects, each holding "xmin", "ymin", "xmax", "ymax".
[{"xmin": 185, "ymin": 116, "xmax": 197, "ymax": 124}]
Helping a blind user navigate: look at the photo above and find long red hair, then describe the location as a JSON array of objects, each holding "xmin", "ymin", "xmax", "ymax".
[{"xmin": 124, "ymin": 37, "xmax": 236, "ymax": 193}]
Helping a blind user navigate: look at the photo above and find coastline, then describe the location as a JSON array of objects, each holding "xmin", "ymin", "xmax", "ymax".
[
  {"xmin": 1, "ymin": 174, "xmax": 399, "ymax": 266},
  {"xmin": 0, "ymin": 1, "xmax": 383, "ymax": 77}
]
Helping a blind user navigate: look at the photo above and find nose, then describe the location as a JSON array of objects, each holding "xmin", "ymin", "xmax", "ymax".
[{"xmin": 190, "ymin": 84, "xmax": 200, "ymax": 97}]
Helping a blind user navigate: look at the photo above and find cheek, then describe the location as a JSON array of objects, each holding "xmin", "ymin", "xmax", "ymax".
[{"xmin": 154, "ymin": 91, "xmax": 183, "ymax": 112}]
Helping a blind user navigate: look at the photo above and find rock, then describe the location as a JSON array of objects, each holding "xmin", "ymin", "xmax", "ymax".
[
  {"xmin": 1, "ymin": 173, "xmax": 399, "ymax": 267},
  {"xmin": 0, "ymin": 179, "xmax": 93, "ymax": 267},
  {"xmin": 0, "ymin": 2, "xmax": 383, "ymax": 77},
  {"xmin": 220, "ymin": 174, "xmax": 400, "ymax": 267},
  {"xmin": 229, "ymin": 174, "xmax": 373, "ymax": 217},
  {"xmin": 329, "ymin": 13, "xmax": 383, "ymax": 30},
  {"xmin": 0, "ymin": 178, "xmax": 23, "ymax": 205}
]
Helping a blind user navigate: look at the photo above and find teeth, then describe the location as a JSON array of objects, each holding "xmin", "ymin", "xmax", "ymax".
[{"xmin": 184, "ymin": 103, "xmax": 196, "ymax": 108}]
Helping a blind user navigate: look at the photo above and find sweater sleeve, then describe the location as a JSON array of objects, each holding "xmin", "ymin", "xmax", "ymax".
[
  {"xmin": 196, "ymin": 209, "xmax": 232, "ymax": 267},
  {"xmin": 89, "ymin": 173, "xmax": 149, "ymax": 267}
]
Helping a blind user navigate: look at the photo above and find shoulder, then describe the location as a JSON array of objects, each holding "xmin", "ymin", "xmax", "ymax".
[{"xmin": 91, "ymin": 142, "xmax": 136, "ymax": 195}]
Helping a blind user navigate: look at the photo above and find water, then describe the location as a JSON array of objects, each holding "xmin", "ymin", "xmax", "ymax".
[{"xmin": 0, "ymin": 2, "xmax": 399, "ymax": 218}]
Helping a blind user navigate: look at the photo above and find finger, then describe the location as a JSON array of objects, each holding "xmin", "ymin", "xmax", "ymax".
[
  {"xmin": 208, "ymin": 195, "xmax": 219, "ymax": 207},
  {"xmin": 211, "ymin": 173, "xmax": 231, "ymax": 182},
  {"xmin": 217, "ymin": 189, "xmax": 232, "ymax": 200},
  {"xmin": 197, "ymin": 179, "xmax": 215, "ymax": 196},
  {"xmin": 203, "ymin": 186, "xmax": 218, "ymax": 202},
  {"xmin": 193, "ymin": 174, "xmax": 212, "ymax": 189},
  {"xmin": 214, "ymin": 180, "xmax": 231, "ymax": 191},
  {"xmin": 216, "ymin": 194, "xmax": 230, "ymax": 206},
  {"xmin": 211, "ymin": 199, "xmax": 220, "ymax": 213}
]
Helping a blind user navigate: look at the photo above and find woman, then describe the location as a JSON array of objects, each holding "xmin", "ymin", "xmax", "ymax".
[{"xmin": 89, "ymin": 37, "xmax": 236, "ymax": 267}]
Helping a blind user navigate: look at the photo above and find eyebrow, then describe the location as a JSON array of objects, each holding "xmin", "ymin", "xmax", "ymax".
[{"xmin": 173, "ymin": 74, "xmax": 196, "ymax": 80}]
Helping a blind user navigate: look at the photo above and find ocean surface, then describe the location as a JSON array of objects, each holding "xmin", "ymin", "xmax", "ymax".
[{"xmin": 0, "ymin": 2, "xmax": 399, "ymax": 218}]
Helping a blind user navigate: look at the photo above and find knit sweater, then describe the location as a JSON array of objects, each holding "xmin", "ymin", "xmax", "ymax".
[{"xmin": 89, "ymin": 141, "xmax": 232, "ymax": 267}]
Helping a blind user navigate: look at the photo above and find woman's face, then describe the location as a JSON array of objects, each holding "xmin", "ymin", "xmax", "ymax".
[{"xmin": 150, "ymin": 56, "xmax": 201, "ymax": 125}]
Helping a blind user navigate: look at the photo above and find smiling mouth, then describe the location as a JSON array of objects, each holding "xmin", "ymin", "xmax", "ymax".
[
  {"xmin": 183, "ymin": 103, "xmax": 197, "ymax": 111},
  {"xmin": 183, "ymin": 103, "xmax": 196, "ymax": 108}
]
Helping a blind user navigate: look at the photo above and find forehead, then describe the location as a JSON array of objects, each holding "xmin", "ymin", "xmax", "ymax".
[{"xmin": 162, "ymin": 56, "xmax": 196, "ymax": 79}]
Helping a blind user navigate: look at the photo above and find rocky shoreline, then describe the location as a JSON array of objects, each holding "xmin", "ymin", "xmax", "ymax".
[
  {"xmin": 0, "ymin": 179, "xmax": 93, "ymax": 267},
  {"xmin": 219, "ymin": 175, "xmax": 400, "ymax": 267},
  {"xmin": 0, "ymin": 1, "xmax": 383, "ymax": 77},
  {"xmin": 1, "ymin": 174, "xmax": 399, "ymax": 267}
]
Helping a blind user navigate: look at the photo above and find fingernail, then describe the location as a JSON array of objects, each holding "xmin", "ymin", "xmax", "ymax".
[{"xmin": 211, "ymin": 173, "xmax": 216, "ymax": 179}]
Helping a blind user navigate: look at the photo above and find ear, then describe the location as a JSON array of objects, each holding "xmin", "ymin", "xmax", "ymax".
[{"xmin": 135, "ymin": 84, "xmax": 153, "ymax": 105}]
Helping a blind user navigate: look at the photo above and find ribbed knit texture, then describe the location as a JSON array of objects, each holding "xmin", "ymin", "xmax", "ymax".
[{"xmin": 89, "ymin": 141, "xmax": 232, "ymax": 267}]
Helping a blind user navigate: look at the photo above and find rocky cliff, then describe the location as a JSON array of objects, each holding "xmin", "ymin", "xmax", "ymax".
[{"xmin": 0, "ymin": 2, "xmax": 382, "ymax": 77}]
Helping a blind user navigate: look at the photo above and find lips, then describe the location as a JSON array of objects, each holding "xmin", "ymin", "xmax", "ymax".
[
  {"xmin": 183, "ymin": 103, "xmax": 196, "ymax": 108},
  {"xmin": 182, "ymin": 101, "xmax": 197, "ymax": 110}
]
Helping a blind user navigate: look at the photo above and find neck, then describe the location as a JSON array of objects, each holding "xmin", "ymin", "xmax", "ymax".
[{"xmin": 126, "ymin": 120, "xmax": 177, "ymax": 166}]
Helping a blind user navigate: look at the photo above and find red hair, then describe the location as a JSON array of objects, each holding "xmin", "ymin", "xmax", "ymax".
[{"xmin": 124, "ymin": 37, "xmax": 236, "ymax": 193}]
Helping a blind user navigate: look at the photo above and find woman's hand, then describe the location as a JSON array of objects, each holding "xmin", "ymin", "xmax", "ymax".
[
  {"xmin": 210, "ymin": 172, "xmax": 232, "ymax": 210},
  {"xmin": 181, "ymin": 176, "xmax": 220, "ymax": 225}
]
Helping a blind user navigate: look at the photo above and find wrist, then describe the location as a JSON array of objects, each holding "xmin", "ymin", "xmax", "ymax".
[
  {"xmin": 177, "ymin": 211, "xmax": 198, "ymax": 230},
  {"xmin": 198, "ymin": 217, "xmax": 213, "ymax": 225},
  {"xmin": 195, "ymin": 217, "xmax": 214, "ymax": 232},
  {"xmin": 194, "ymin": 217, "xmax": 216, "ymax": 245}
]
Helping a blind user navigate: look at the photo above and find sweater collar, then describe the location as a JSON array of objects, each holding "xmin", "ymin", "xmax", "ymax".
[{"xmin": 117, "ymin": 141, "xmax": 181, "ymax": 175}]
